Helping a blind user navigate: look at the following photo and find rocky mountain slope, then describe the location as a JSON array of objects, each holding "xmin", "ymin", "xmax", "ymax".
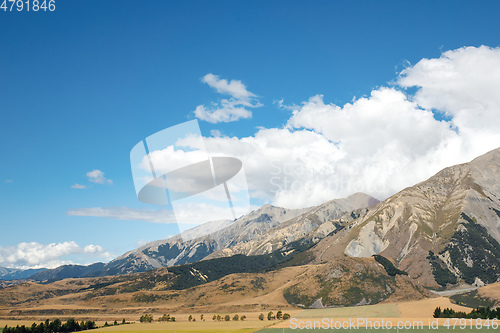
[
  {"xmin": 98, "ymin": 193, "xmax": 379, "ymax": 276},
  {"xmin": 97, "ymin": 204, "xmax": 313, "ymax": 276},
  {"xmin": 29, "ymin": 193, "xmax": 378, "ymax": 282},
  {"xmin": 207, "ymin": 192, "xmax": 379, "ymax": 258},
  {"xmin": 313, "ymin": 147, "xmax": 500, "ymax": 288}
]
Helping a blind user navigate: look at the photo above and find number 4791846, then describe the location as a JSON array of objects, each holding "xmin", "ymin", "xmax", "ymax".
[{"xmin": 1, "ymin": 0, "xmax": 56, "ymax": 11}]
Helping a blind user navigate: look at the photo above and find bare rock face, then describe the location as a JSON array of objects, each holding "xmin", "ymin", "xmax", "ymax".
[
  {"xmin": 315, "ymin": 147, "xmax": 500, "ymax": 289},
  {"xmin": 101, "ymin": 204, "xmax": 312, "ymax": 275},
  {"xmin": 206, "ymin": 192, "xmax": 379, "ymax": 259}
]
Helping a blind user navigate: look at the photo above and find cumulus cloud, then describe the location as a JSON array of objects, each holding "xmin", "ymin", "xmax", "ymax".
[
  {"xmin": 72, "ymin": 46, "xmax": 500, "ymax": 216},
  {"xmin": 86, "ymin": 169, "xmax": 112, "ymax": 184},
  {"xmin": 398, "ymin": 45, "xmax": 500, "ymax": 134},
  {"xmin": 0, "ymin": 241, "xmax": 113, "ymax": 269},
  {"xmin": 197, "ymin": 46, "xmax": 500, "ymax": 207},
  {"xmin": 71, "ymin": 183, "xmax": 86, "ymax": 189},
  {"xmin": 194, "ymin": 74, "xmax": 262, "ymax": 123}
]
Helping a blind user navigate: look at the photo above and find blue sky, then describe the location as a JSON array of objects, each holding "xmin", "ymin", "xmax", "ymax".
[{"xmin": 1, "ymin": 0, "xmax": 500, "ymax": 268}]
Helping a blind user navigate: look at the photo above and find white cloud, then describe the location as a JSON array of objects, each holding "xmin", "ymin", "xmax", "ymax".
[
  {"xmin": 4, "ymin": 180, "xmax": 13, "ymax": 183},
  {"xmin": 74, "ymin": 46, "xmax": 500, "ymax": 218},
  {"xmin": 274, "ymin": 98, "xmax": 297, "ymax": 111},
  {"xmin": 86, "ymin": 169, "xmax": 112, "ymax": 184},
  {"xmin": 71, "ymin": 183, "xmax": 86, "ymax": 189},
  {"xmin": 210, "ymin": 129, "xmax": 222, "ymax": 137},
  {"xmin": 398, "ymin": 45, "xmax": 500, "ymax": 137},
  {"xmin": 68, "ymin": 207, "xmax": 174, "ymax": 223},
  {"xmin": 67, "ymin": 203, "xmax": 252, "ymax": 226},
  {"xmin": 202, "ymin": 73, "xmax": 255, "ymax": 101},
  {"xmin": 194, "ymin": 74, "xmax": 262, "ymax": 123},
  {"xmin": 0, "ymin": 241, "xmax": 113, "ymax": 269},
  {"xmin": 196, "ymin": 46, "xmax": 500, "ymax": 208},
  {"xmin": 194, "ymin": 103, "xmax": 252, "ymax": 123}
]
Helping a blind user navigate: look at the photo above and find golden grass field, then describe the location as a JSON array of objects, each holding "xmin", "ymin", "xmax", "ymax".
[{"xmin": 0, "ymin": 296, "xmax": 477, "ymax": 333}]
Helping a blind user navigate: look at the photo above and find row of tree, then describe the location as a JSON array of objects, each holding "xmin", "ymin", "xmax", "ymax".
[
  {"xmin": 139, "ymin": 312, "xmax": 291, "ymax": 323},
  {"xmin": 103, "ymin": 319, "xmax": 128, "ymax": 327},
  {"xmin": 210, "ymin": 314, "xmax": 246, "ymax": 321},
  {"xmin": 259, "ymin": 311, "xmax": 290, "ymax": 321},
  {"xmin": 158, "ymin": 314, "xmax": 176, "ymax": 322},
  {"xmin": 433, "ymin": 307, "xmax": 500, "ymax": 319},
  {"xmin": 140, "ymin": 314, "xmax": 176, "ymax": 322},
  {"xmin": 3, "ymin": 319, "xmax": 96, "ymax": 333}
]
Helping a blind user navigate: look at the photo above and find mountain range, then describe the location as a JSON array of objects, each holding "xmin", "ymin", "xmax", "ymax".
[
  {"xmin": 2, "ymin": 147, "xmax": 500, "ymax": 310},
  {"xmin": 0, "ymin": 267, "xmax": 45, "ymax": 281},
  {"xmin": 23, "ymin": 192, "xmax": 378, "ymax": 281}
]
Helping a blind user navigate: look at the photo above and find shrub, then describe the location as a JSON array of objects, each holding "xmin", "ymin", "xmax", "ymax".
[
  {"xmin": 276, "ymin": 310, "xmax": 283, "ymax": 320},
  {"xmin": 139, "ymin": 314, "xmax": 153, "ymax": 323}
]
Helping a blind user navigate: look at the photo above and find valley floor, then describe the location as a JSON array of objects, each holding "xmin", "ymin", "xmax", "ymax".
[{"xmin": 0, "ymin": 297, "xmax": 475, "ymax": 333}]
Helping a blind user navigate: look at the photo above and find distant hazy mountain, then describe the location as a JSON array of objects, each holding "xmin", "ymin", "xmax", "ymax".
[
  {"xmin": 313, "ymin": 147, "xmax": 500, "ymax": 288},
  {"xmin": 29, "ymin": 263, "xmax": 104, "ymax": 282},
  {"xmin": 0, "ymin": 267, "xmax": 45, "ymax": 280}
]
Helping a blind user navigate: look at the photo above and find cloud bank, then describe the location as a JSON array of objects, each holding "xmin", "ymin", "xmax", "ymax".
[
  {"xmin": 200, "ymin": 46, "xmax": 500, "ymax": 207},
  {"xmin": 0, "ymin": 241, "xmax": 113, "ymax": 269},
  {"xmin": 71, "ymin": 46, "xmax": 500, "ymax": 220}
]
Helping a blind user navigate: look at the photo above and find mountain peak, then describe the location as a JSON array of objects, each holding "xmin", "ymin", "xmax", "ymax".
[
  {"xmin": 346, "ymin": 192, "xmax": 380, "ymax": 209},
  {"xmin": 315, "ymin": 147, "xmax": 500, "ymax": 288}
]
